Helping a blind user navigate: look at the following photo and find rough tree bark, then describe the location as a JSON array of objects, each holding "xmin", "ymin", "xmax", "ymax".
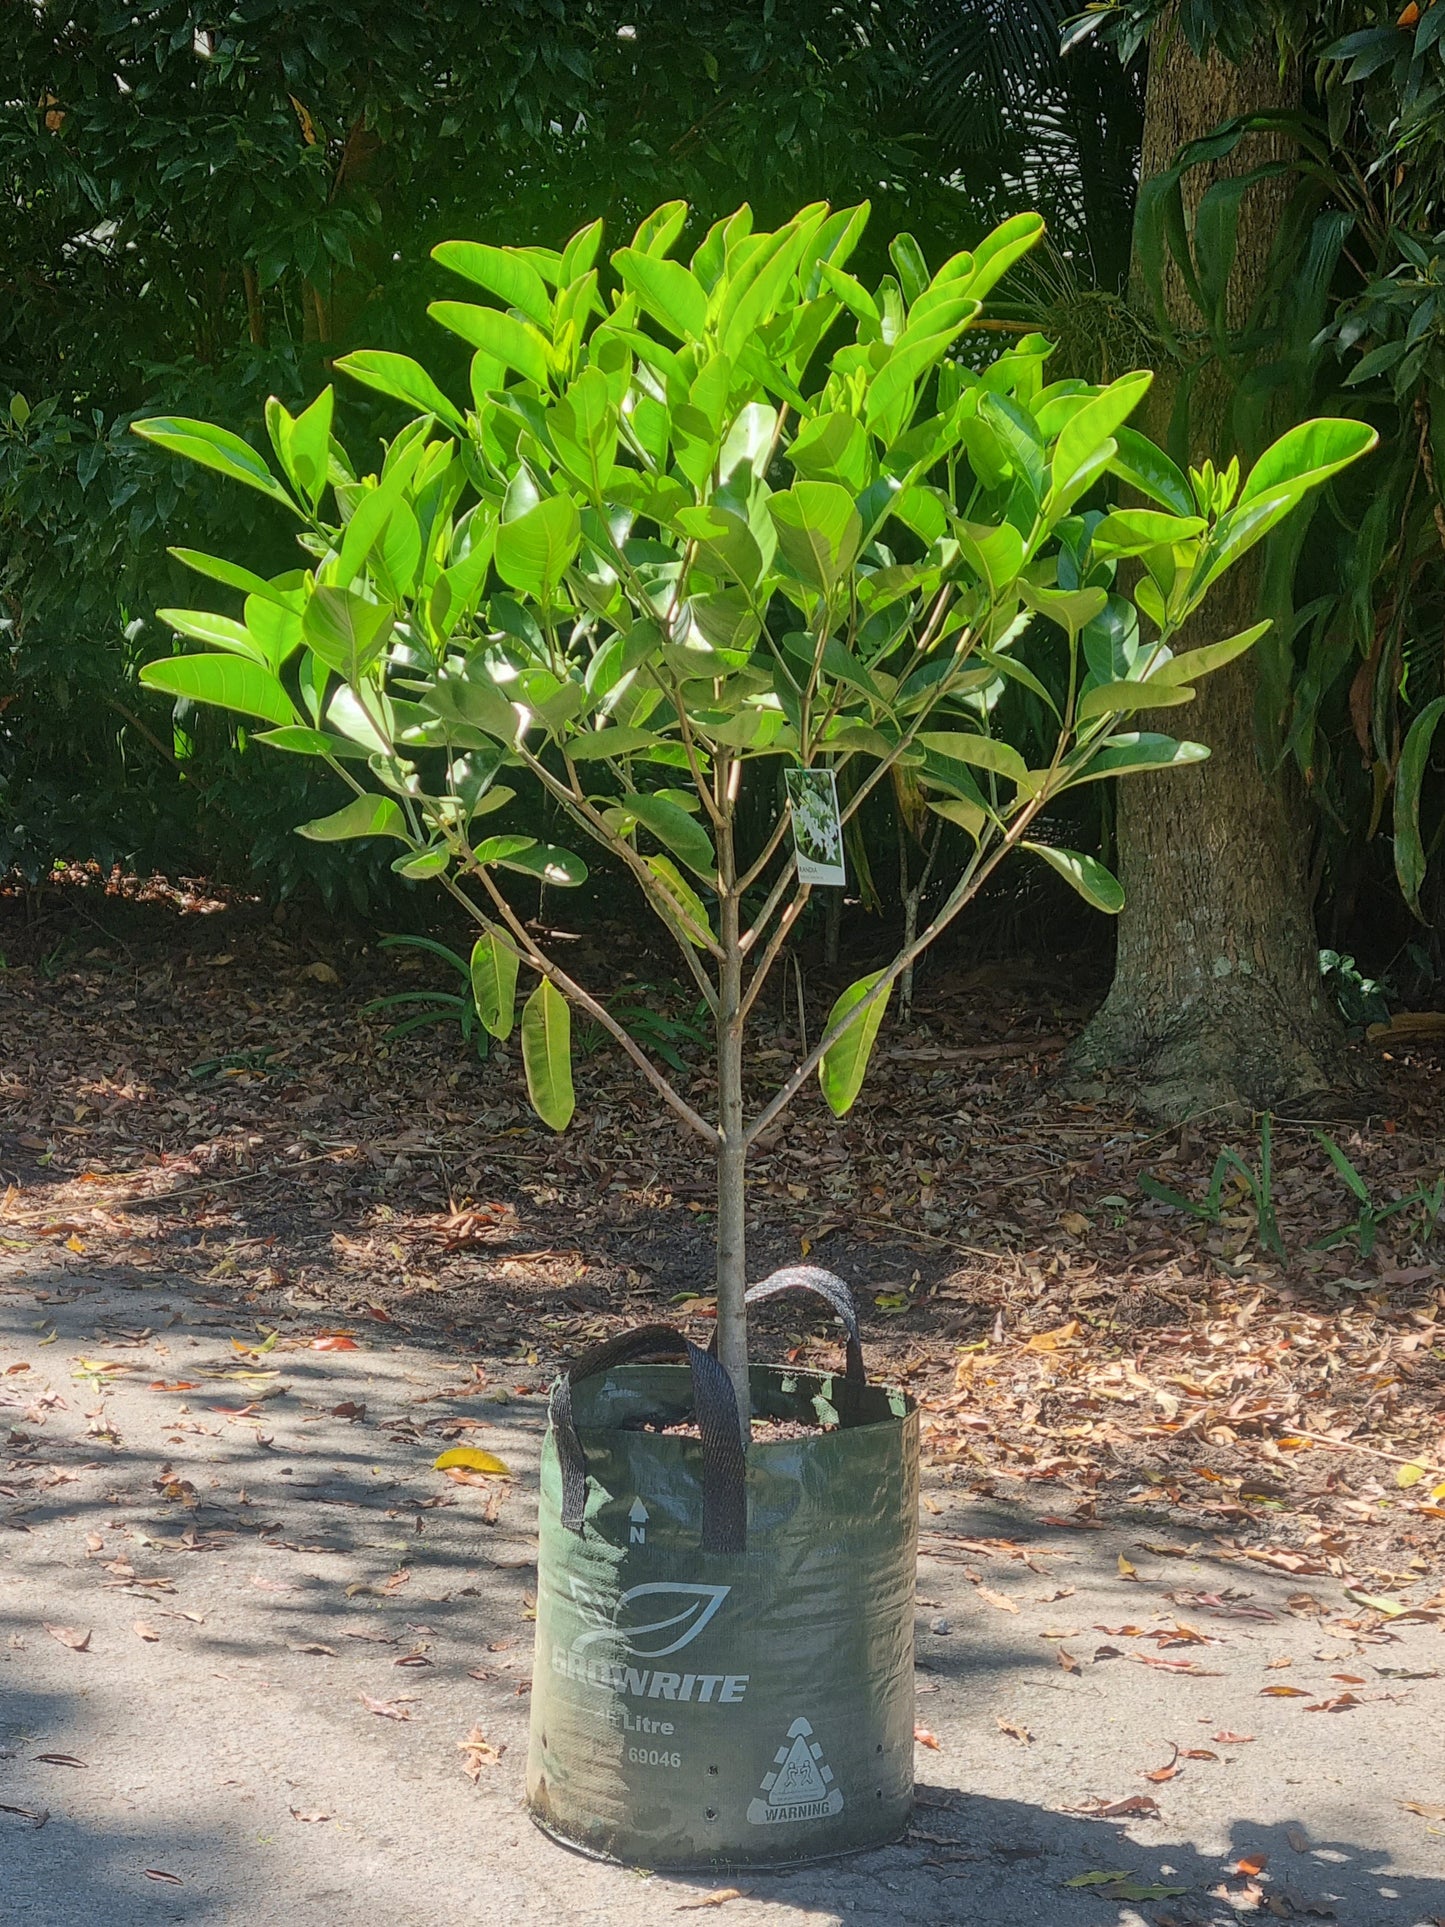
[{"xmin": 1072, "ymin": 10, "xmax": 1347, "ymax": 1123}]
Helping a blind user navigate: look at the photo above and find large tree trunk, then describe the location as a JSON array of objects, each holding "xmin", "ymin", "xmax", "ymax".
[{"xmin": 1072, "ymin": 11, "xmax": 1348, "ymax": 1123}]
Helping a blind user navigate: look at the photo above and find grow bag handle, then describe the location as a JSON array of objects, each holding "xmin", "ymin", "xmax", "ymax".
[
  {"xmin": 551, "ymin": 1324, "xmax": 746, "ymax": 1554},
  {"xmin": 719, "ymin": 1265, "xmax": 866, "ymax": 1386}
]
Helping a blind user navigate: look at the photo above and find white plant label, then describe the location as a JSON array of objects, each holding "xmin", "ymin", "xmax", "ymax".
[{"xmin": 786, "ymin": 767, "xmax": 846, "ymax": 887}]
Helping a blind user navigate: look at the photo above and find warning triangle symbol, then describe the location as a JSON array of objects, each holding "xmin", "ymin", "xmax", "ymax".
[
  {"xmin": 770, "ymin": 1732, "xmax": 828, "ymax": 1805},
  {"xmin": 746, "ymin": 1716, "xmax": 844, "ymax": 1826}
]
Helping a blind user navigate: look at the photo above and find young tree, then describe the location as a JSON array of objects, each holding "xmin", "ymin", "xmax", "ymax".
[{"xmin": 133, "ymin": 200, "xmax": 1371, "ymax": 1423}]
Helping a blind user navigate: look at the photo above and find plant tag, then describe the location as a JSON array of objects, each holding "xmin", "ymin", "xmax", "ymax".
[{"xmin": 786, "ymin": 768, "xmax": 845, "ymax": 887}]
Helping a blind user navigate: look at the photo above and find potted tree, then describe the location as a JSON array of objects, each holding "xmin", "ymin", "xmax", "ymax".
[{"xmin": 134, "ymin": 199, "xmax": 1372, "ymax": 1867}]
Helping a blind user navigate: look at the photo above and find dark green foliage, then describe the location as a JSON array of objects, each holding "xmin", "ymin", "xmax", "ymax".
[{"xmin": 1, "ymin": 1, "xmax": 942, "ymax": 894}]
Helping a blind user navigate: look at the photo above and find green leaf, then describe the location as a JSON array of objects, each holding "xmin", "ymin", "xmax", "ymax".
[
  {"xmin": 133, "ymin": 416, "xmax": 297, "ymax": 511},
  {"xmin": 431, "ymin": 242, "xmax": 552, "ymax": 328},
  {"xmin": 1395, "ymin": 696, "xmax": 1445, "ymax": 918},
  {"xmin": 157, "ymin": 608, "xmax": 266, "ymax": 664},
  {"xmin": 767, "ymin": 482, "xmax": 863, "ymax": 593},
  {"xmin": 613, "ymin": 249, "xmax": 708, "ymax": 339},
  {"xmin": 497, "ymin": 842, "xmax": 589, "ymax": 887},
  {"xmin": 1076, "ymin": 679, "xmax": 1195, "ymax": 721},
  {"xmin": 627, "ymin": 793, "xmax": 717, "ymax": 878},
  {"xmin": 645, "ymin": 856, "xmax": 715, "ymax": 947},
  {"xmin": 926, "ymin": 796, "xmax": 986, "ymax": 840},
  {"xmin": 1149, "ymin": 620, "xmax": 1269, "ymax": 686},
  {"xmin": 494, "ymin": 495, "xmax": 580, "ymax": 596},
  {"xmin": 470, "ymin": 933, "xmax": 519, "ymax": 1040},
  {"xmin": 522, "ymin": 980, "xmax": 575, "ymax": 1132},
  {"xmin": 169, "ymin": 548, "xmax": 296, "ymax": 608},
  {"xmin": 1239, "ymin": 417, "xmax": 1378, "ymax": 507},
  {"xmin": 819, "ymin": 972, "xmax": 892, "ymax": 1117},
  {"xmin": 1049, "ymin": 371, "xmax": 1152, "ymax": 508},
  {"xmin": 1108, "ymin": 426, "xmax": 1194, "ymax": 514},
  {"xmin": 332, "ymin": 352, "xmax": 465, "ymax": 432},
  {"xmin": 916, "ymin": 732, "xmax": 1029, "ymax": 785},
  {"xmin": 1023, "ymin": 842, "xmax": 1124, "ymax": 914},
  {"xmin": 1090, "ymin": 508, "xmax": 1206, "ymax": 557},
  {"xmin": 428, "ymin": 304, "xmax": 550, "ymax": 388},
  {"xmin": 297, "ymin": 792, "xmax": 408, "ymax": 842},
  {"xmin": 564, "ymin": 726, "xmax": 663, "ymax": 761},
  {"xmin": 303, "ymin": 587, "xmax": 394, "ymax": 680},
  {"xmin": 253, "ymin": 725, "xmax": 370, "ymax": 760},
  {"xmin": 139, "ymin": 655, "xmax": 296, "ymax": 725},
  {"xmin": 1062, "ymin": 732, "xmax": 1209, "ymax": 784}
]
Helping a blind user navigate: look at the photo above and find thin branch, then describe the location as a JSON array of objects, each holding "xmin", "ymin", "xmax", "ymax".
[
  {"xmin": 737, "ymin": 807, "xmax": 795, "ymax": 898},
  {"xmin": 740, "ymin": 853, "xmax": 800, "ymax": 954},
  {"xmin": 745, "ymin": 798, "xmax": 1047, "ymax": 1145},
  {"xmin": 740, "ymin": 884, "xmax": 811, "ymax": 1021},
  {"xmin": 441, "ymin": 868, "xmax": 718, "ymax": 1146}
]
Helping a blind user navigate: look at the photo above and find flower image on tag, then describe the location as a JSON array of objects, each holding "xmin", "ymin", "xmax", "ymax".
[{"xmin": 785, "ymin": 767, "xmax": 845, "ymax": 887}]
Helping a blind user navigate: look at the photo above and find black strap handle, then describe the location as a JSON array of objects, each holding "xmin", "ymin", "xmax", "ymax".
[
  {"xmin": 550, "ymin": 1324, "xmax": 746, "ymax": 1554},
  {"xmin": 717, "ymin": 1266, "xmax": 866, "ymax": 1386}
]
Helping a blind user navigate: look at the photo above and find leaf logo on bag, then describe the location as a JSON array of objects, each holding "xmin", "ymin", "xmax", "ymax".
[{"xmin": 569, "ymin": 1581, "xmax": 731, "ymax": 1658}]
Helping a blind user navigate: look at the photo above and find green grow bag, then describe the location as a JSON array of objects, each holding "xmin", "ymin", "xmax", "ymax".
[{"xmin": 527, "ymin": 1268, "xmax": 918, "ymax": 1870}]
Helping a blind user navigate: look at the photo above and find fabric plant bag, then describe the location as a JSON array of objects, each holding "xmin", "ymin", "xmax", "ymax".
[{"xmin": 527, "ymin": 1267, "xmax": 919, "ymax": 1869}]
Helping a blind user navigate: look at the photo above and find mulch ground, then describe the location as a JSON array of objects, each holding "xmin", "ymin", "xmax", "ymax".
[{"xmin": 3, "ymin": 867, "xmax": 1444, "ymax": 1615}]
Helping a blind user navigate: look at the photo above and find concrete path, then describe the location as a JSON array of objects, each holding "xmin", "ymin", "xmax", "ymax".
[{"xmin": 2, "ymin": 1261, "xmax": 1442, "ymax": 1927}]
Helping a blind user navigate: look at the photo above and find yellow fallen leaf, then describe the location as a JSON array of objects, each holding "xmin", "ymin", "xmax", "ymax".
[
  {"xmin": 677, "ymin": 1891, "xmax": 748, "ymax": 1911},
  {"xmin": 65, "ymin": 1233, "xmax": 85, "ymax": 1254},
  {"xmin": 1433, "ymin": 1480, "xmax": 1445, "ymax": 1503},
  {"xmin": 1025, "ymin": 1319, "xmax": 1081, "ymax": 1352},
  {"xmin": 1396, "ymin": 1462, "xmax": 1427, "ymax": 1488},
  {"xmin": 433, "ymin": 1447, "xmax": 511, "ymax": 1477},
  {"xmin": 1117, "ymin": 1553, "xmax": 1138, "ymax": 1579},
  {"xmin": 1058, "ymin": 1211, "xmax": 1091, "ymax": 1237}
]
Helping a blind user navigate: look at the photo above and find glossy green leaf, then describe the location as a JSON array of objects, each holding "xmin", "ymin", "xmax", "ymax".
[
  {"xmin": 157, "ymin": 608, "xmax": 265, "ymax": 663},
  {"xmin": 494, "ymin": 495, "xmax": 580, "ymax": 596},
  {"xmin": 1149, "ymin": 620, "xmax": 1269, "ymax": 686},
  {"xmin": 253, "ymin": 725, "xmax": 370, "ymax": 760},
  {"xmin": 645, "ymin": 855, "xmax": 715, "ymax": 947},
  {"xmin": 470, "ymin": 932, "xmax": 519, "ymax": 1040},
  {"xmin": 139, "ymin": 655, "xmax": 296, "ymax": 724},
  {"xmin": 333, "ymin": 351, "xmax": 465, "ymax": 432},
  {"xmin": 1395, "ymin": 696, "xmax": 1445, "ymax": 918},
  {"xmin": 613, "ymin": 249, "xmax": 708, "ymax": 339},
  {"xmin": 169, "ymin": 548, "xmax": 296, "ymax": 608},
  {"xmin": 431, "ymin": 241, "xmax": 552, "ymax": 328},
  {"xmin": 428, "ymin": 304, "xmax": 550, "ymax": 387},
  {"xmin": 767, "ymin": 482, "xmax": 863, "ymax": 593},
  {"xmin": 133, "ymin": 416, "xmax": 297, "ymax": 511},
  {"xmin": 297, "ymin": 792, "xmax": 408, "ymax": 842},
  {"xmin": 1062, "ymin": 732, "xmax": 1210, "ymax": 784},
  {"xmin": 926, "ymin": 796, "xmax": 986, "ymax": 840},
  {"xmin": 1107, "ymin": 426, "xmax": 1194, "ymax": 514},
  {"xmin": 564, "ymin": 726, "xmax": 663, "ymax": 761},
  {"xmin": 1090, "ymin": 508, "xmax": 1207, "ymax": 557},
  {"xmin": 522, "ymin": 980, "xmax": 575, "ymax": 1132},
  {"xmin": 497, "ymin": 842, "xmax": 589, "ymax": 887},
  {"xmin": 1023, "ymin": 841, "xmax": 1125, "ymax": 914},
  {"xmin": 1238, "ymin": 417, "xmax": 1378, "ymax": 507},
  {"xmin": 302, "ymin": 588, "xmax": 393, "ymax": 680},
  {"xmin": 916, "ymin": 732, "xmax": 1029, "ymax": 784},
  {"xmin": 1077, "ymin": 678, "xmax": 1195, "ymax": 721},
  {"xmin": 819, "ymin": 971, "xmax": 892, "ymax": 1117},
  {"xmin": 627, "ymin": 792, "xmax": 717, "ymax": 878}
]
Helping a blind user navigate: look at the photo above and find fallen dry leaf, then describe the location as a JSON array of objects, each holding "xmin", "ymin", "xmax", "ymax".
[
  {"xmin": 434, "ymin": 1445, "xmax": 511, "ymax": 1477},
  {"xmin": 995, "ymin": 1717, "xmax": 1032, "ymax": 1744},
  {"xmin": 1259, "ymin": 1685, "xmax": 1311, "ymax": 1697},
  {"xmin": 1233, "ymin": 1852, "xmax": 1269, "ymax": 1877},
  {"xmin": 289, "ymin": 1807, "xmax": 331, "ymax": 1823},
  {"xmin": 330, "ymin": 1401, "xmax": 365, "ymax": 1421},
  {"xmin": 288, "ymin": 1641, "xmax": 337, "ymax": 1656},
  {"xmin": 1286, "ymin": 1825, "xmax": 1311, "ymax": 1852},
  {"xmin": 1070, "ymin": 1794, "xmax": 1161, "ymax": 1820},
  {"xmin": 1057, "ymin": 1645, "xmax": 1081, "ymax": 1675},
  {"xmin": 142, "ymin": 1869, "xmax": 182, "ymax": 1885},
  {"xmin": 1144, "ymin": 1745, "xmax": 1181, "ymax": 1784},
  {"xmin": 913, "ymin": 1726, "xmax": 941, "ymax": 1750},
  {"xmin": 132, "ymin": 1621, "xmax": 160, "ymax": 1643},
  {"xmin": 359, "ymin": 1693, "xmax": 411, "ymax": 1721},
  {"xmin": 33, "ymin": 1754, "xmax": 87, "ymax": 1768},
  {"xmin": 1180, "ymin": 1748, "xmax": 1219, "ymax": 1761},
  {"xmin": 1212, "ymin": 1730, "xmax": 1255, "ymax": 1745},
  {"xmin": 458, "ymin": 1725, "xmax": 504, "ymax": 1780},
  {"xmin": 44, "ymin": 1625, "xmax": 90, "ymax": 1652},
  {"xmin": 1400, "ymin": 1800, "xmax": 1445, "ymax": 1821},
  {"xmin": 1303, "ymin": 1692, "xmax": 1361, "ymax": 1713},
  {"xmin": 676, "ymin": 1892, "xmax": 748, "ymax": 1912}
]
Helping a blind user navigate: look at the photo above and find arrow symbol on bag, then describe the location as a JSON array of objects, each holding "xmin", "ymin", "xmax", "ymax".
[{"xmin": 628, "ymin": 1497, "xmax": 648, "ymax": 1542}]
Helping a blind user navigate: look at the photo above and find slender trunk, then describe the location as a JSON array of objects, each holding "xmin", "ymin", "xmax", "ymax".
[
  {"xmin": 714, "ymin": 819, "xmax": 750, "ymax": 1436},
  {"xmin": 1072, "ymin": 8, "xmax": 1349, "ymax": 1121}
]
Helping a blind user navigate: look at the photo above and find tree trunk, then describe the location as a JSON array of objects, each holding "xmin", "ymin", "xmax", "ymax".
[
  {"xmin": 1072, "ymin": 10, "xmax": 1347, "ymax": 1123},
  {"xmin": 714, "ymin": 852, "xmax": 751, "ymax": 1436}
]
